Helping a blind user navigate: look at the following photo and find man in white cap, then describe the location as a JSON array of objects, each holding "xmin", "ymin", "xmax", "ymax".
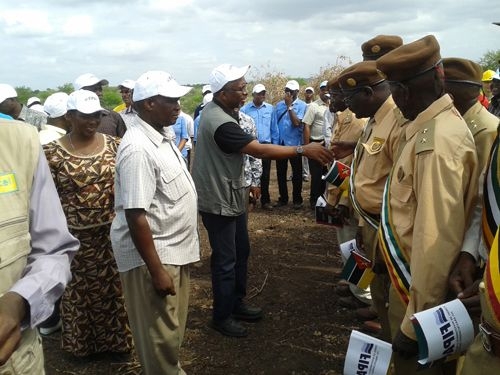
[
  {"xmin": 26, "ymin": 97, "xmax": 45, "ymax": 114},
  {"xmin": 114, "ymin": 79, "xmax": 136, "ymax": 128},
  {"xmin": 241, "ymin": 83, "xmax": 276, "ymax": 210},
  {"xmin": 0, "ymin": 84, "xmax": 47, "ymax": 130},
  {"xmin": 304, "ymin": 86, "xmax": 315, "ymax": 104},
  {"xmin": 193, "ymin": 84, "xmax": 213, "ymax": 120},
  {"xmin": 39, "ymin": 92, "xmax": 70, "ymax": 145},
  {"xmin": 192, "ymin": 64, "xmax": 333, "ymax": 338},
  {"xmin": 303, "ymin": 80, "xmax": 331, "ymax": 209},
  {"xmin": 73, "ymin": 73, "xmax": 127, "ymax": 137},
  {"xmin": 272, "ymin": 79, "xmax": 308, "ymax": 209},
  {"xmin": 110, "ymin": 71, "xmax": 199, "ymax": 375}
]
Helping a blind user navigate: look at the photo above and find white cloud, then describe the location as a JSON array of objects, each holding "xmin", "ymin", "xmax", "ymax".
[
  {"xmin": 0, "ymin": 0, "xmax": 498, "ymax": 90},
  {"xmin": 1, "ymin": 9, "xmax": 53, "ymax": 36},
  {"xmin": 62, "ymin": 15, "xmax": 93, "ymax": 37}
]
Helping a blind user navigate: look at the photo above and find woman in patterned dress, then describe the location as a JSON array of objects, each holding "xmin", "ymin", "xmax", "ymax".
[{"xmin": 43, "ymin": 90, "xmax": 132, "ymax": 357}]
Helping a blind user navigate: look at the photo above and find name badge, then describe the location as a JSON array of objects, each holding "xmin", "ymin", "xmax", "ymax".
[{"xmin": 0, "ymin": 173, "xmax": 18, "ymax": 194}]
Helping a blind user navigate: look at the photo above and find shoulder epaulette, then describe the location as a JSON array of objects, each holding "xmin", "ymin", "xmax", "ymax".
[
  {"xmin": 415, "ymin": 120, "xmax": 436, "ymax": 154},
  {"xmin": 467, "ymin": 116, "xmax": 489, "ymax": 137},
  {"xmin": 394, "ymin": 107, "xmax": 408, "ymax": 127}
]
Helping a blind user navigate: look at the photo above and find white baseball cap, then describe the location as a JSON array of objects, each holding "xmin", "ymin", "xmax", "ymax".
[
  {"xmin": 320, "ymin": 80, "xmax": 328, "ymax": 88},
  {"xmin": 44, "ymin": 92, "xmax": 69, "ymax": 118},
  {"xmin": 0, "ymin": 84, "xmax": 17, "ymax": 104},
  {"xmin": 203, "ymin": 92, "xmax": 213, "ymax": 106},
  {"xmin": 209, "ymin": 64, "xmax": 250, "ymax": 94},
  {"xmin": 118, "ymin": 79, "xmax": 135, "ymax": 90},
  {"xmin": 27, "ymin": 96, "xmax": 42, "ymax": 107},
  {"xmin": 305, "ymin": 86, "xmax": 314, "ymax": 93},
  {"xmin": 73, "ymin": 73, "xmax": 109, "ymax": 90},
  {"xmin": 286, "ymin": 80, "xmax": 300, "ymax": 91},
  {"xmin": 252, "ymin": 84, "xmax": 266, "ymax": 93},
  {"xmin": 133, "ymin": 71, "xmax": 192, "ymax": 102},
  {"xmin": 202, "ymin": 84, "xmax": 212, "ymax": 95},
  {"xmin": 67, "ymin": 90, "xmax": 106, "ymax": 114}
]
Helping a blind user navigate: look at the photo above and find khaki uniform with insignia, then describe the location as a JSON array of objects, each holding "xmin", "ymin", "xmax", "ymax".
[
  {"xmin": 386, "ymin": 94, "xmax": 478, "ymax": 340},
  {"xmin": 326, "ymin": 109, "xmax": 365, "ymax": 208}
]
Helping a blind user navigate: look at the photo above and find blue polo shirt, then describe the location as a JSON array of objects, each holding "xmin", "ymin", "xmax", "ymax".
[
  {"xmin": 272, "ymin": 98, "xmax": 307, "ymax": 146},
  {"xmin": 172, "ymin": 116, "xmax": 189, "ymax": 158},
  {"xmin": 240, "ymin": 101, "xmax": 276, "ymax": 144}
]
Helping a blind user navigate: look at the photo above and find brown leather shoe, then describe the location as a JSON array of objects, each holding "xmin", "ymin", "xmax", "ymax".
[
  {"xmin": 337, "ymin": 296, "xmax": 370, "ymax": 309},
  {"xmin": 361, "ymin": 320, "xmax": 382, "ymax": 335},
  {"xmin": 355, "ymin": 306, "xmax": 378, "ymax": 321}
]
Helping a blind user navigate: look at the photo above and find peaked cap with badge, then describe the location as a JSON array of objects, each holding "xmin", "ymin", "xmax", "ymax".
[
  {"xmin": 361, "ymin": 35, "xmax": 403, "ymax": 60},
  {"xmin": 337, "ymin": 61, "xmax": 386, "ymax": 92}
]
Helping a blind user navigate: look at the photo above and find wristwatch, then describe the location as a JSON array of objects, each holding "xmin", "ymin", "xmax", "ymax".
[
  {"xmin": 288, "ymin": 106, "xmax": 293, "ymax": 111},
  {"xmin": 296, "ymin": 146, "xmax": 304, "ymax": 155}
]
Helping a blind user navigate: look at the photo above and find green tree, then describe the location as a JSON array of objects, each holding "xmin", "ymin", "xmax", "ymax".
[{"xmin": 478, "ymin": 49, "xmax": 500, "ymax": 71}]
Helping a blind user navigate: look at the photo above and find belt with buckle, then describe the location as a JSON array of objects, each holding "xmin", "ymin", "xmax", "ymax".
[{"xmin": 480, "ymin": 320, "xmax": 500, "ymax": 357}]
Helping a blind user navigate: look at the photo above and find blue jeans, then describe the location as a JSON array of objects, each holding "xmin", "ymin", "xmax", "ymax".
[{"xmin": 200, "ymin": 212, "xmax": 250, "ymax": 322}]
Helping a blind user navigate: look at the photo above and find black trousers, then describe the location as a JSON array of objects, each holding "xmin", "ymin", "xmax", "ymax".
[
  {"xmin": 260, "ymin": 158, "xmax": 272, "ymax": 205},
  {"xmin": 276, "ymin": 155, "xmax": 303, "ymax": 204},
  {"xmin": 308, "ymin": 157, "xmax": 327, "ymax": 207},
  {"xmin": 200, "ymin": 211, "xmax": 250, "ymax": 322}
]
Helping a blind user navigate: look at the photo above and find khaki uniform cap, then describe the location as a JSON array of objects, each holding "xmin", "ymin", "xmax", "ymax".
[
  {"xmin": 338, "ymin": 61, "xmax": 385, "ymax": 91},
  {"xmin": 442, "ymin": 57, "xmax": 483, "ymax": 86},
  {"xmin": 376, "ymin": 34, "xmax": 441, "ymax": 82},
  {"xmin": 361, "ymin": 35, "xmax": 403, "ymax": 60},
  {"xmin": 327, "ymin": 76, "xmax": 341, "ymax": 92}
]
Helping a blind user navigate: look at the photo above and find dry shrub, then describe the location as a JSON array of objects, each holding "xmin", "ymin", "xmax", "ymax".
[{"xmin": 248, "ymin": 56, "xmax": 352, "ymax": 105}]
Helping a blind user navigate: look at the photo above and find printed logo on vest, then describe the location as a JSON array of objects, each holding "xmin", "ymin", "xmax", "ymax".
[{"xmin": 0, "ymin": 173, "xmax": 18, "ymax": 194}]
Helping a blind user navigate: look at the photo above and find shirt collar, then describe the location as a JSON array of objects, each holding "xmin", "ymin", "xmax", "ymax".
[{"xmin": 135, "ymin": 115, "xmax": 171, "ymax": 147}]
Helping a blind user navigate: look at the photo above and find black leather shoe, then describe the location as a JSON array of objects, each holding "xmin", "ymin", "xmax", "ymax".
[
  {"xmin": 232, "ymin": 304, "xmax": 263, "ymax": 322},
  {"xmin": 273, "ymin": 200, "xmax": 288, "ymax": 208},
  {"xmin": 210, "ymin": 318, "xmax": 248, "ymax": 337}
]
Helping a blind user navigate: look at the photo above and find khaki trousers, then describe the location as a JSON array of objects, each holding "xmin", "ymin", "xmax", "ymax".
[
  {"xmin": 363, "ymin": 225, "xmax": 391, "ymax": 342},
  {"xmin": 120, "ymin": 264, "xmax": 190, "ymax": 375},
  {"xmin": 0, "ymin": 328, "xmax": 44, "ymax": 375}
]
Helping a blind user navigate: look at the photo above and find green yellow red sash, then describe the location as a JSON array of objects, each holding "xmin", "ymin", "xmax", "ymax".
[
  {"xmin": 483, "ymin": 133, "xmax": 500, "ymax": 324},
  {"xmin": 378, "ymin": 177, "xmax": 411, "ymax": 305}
]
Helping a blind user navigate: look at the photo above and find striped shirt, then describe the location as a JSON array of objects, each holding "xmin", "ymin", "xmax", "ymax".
[{"xmin": 111, "ymin": 116, "xmax": 200, "ymax": 272}]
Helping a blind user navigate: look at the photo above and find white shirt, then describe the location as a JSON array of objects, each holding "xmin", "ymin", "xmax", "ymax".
[
  {"xmin": 111, "ymin": 116, "xmax": 200, "ymax": 272},
  {"xmin": 180, "ymin": 111, "xmax": 194, "ymax": 151}
]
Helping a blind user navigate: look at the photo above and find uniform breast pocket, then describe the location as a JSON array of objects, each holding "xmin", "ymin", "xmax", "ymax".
[
  {"xmin": 391, "ymin": 181, "xmax": 415, "ymax": 231},
  {"xmin": 160, "ymin": 170, "xmax": 188, "ymax": 204}
]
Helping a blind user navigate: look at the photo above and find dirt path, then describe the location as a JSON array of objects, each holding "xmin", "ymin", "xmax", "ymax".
[{"xmin": 44, "ymin": 171, "xmax": 367, "ymax": 374}]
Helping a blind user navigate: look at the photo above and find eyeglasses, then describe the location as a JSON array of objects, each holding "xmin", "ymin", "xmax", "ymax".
[
  {"xmin": 224, "ymin": 85, "xmax": 247, "ymax": 94},
  {"xmin": 343, "ymin": 87, "xmax": 367, "ymax": 104}
]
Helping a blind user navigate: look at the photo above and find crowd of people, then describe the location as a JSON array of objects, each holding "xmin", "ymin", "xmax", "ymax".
[{"xmin": 0, "ymin": 32, "xmax": 500, "ymax": 375}]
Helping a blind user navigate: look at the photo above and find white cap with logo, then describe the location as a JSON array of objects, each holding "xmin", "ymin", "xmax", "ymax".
[
  {"xmin": 209, "ymin": 64, "xmax": 250, "ymax": 93},
  {"xmin": 133, "ymin": 71, "xmax": 192, "ymax": 102},
  {"xmin": 119, "ymin": 79, "xmax": 135, "ymax": 90},
  {"xmin": 67, "ymin": 90, "xmax": 106, "ymax": 114}
]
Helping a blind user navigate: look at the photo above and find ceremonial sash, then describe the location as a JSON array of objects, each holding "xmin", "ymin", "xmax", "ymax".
[
  {"xmin": 482, "ymin": 135, "xmax": 500, "ymax": 250},
  {"xmin": 349, "ymin": 120, "xmax": 380, "ymax": 229},
  {"xmin": 378, "ymin": 177, "xmax": 411, "ymax": 305},
  {"xmin": 483, "ymin": 134, "xmax": 500, "ymax": 323}
]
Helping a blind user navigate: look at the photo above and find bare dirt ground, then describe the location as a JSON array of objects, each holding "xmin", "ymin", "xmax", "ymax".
[{"xmin": 43, "ymin": 166, "xmax": 372, "ymax": 375}]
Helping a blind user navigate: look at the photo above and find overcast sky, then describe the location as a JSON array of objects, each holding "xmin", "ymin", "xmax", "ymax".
[{"xmin": 1, "ymin": 0, "xmax": 499, "ymax": 90}]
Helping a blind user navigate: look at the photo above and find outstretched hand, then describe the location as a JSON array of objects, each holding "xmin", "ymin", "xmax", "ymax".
[{"xmin": 302, "ymin": 143, "xmax": 334, "ymax": 165}]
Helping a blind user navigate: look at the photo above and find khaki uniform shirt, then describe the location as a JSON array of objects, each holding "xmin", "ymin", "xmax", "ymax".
[
  {"xmin": 327, "ymin": 109, "xmax": 365, "ymax": 207},
  {"xmin": 351, "ymin": 96, "xmax": 406, "ymax": 219},
  {"xmin": 461, "ymin": 102, "xmax": 499, "ymax": 261},
  {"xmin": 387, "ymin": 94, "xmax": 479, "ymax": 339}
]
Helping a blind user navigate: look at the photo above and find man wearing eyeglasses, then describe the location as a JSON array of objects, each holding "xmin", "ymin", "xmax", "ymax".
[{"xmin": 192, "ymin": 64, "xmax": 333, "ymax": 338}]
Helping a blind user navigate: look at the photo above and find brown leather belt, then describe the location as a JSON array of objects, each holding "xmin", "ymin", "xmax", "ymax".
[{"xmin": 479, "ymin": 320, "xmax": 500, "ymax": 358}]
